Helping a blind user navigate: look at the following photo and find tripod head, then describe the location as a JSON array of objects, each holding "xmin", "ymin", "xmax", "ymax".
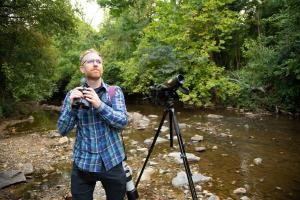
[{"xmin": 148, "ymin": 75, "xmax": 189, "ymax": 107}]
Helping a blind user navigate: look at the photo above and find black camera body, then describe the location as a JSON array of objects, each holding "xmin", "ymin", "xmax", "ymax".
[{"xmin": 149, "ymin": 74, "xmax": 189, "ymax": 106}]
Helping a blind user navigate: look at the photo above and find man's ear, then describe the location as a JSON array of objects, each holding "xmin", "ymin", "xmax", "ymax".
[{"xmin": 80, "ymin": 66, "xmax": 85, "ymax": 74}]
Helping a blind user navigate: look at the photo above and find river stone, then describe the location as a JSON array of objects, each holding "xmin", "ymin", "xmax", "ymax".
[
  {"xmin": 0, "ymin": 170, "xmax": 26, "ymax": 189},
  {"xmin": 131, "ymin": 112, "xmax": 150, "ymax": 130},
  {"xmin": 59, "ymin": 136, "xmax": 69, "ymax": 145},
  {"xmin": 129, "ymin": 149, "xmax": 137, "ymax": 154},
  {"xmin": 136, "ymin": 147, "xmax": 148, "ymax": 153},
  {"xmin": 259, "ymin": 178, "xmax": 264, "ymax": 182},
  {"xmin": 166, "ymin": 134, "xmax": 177, "ymax": 140},
  {"xmin": 41, "ymin": 104, "xmax": 61, "ymax": 112},
  {"xmin": 208, "ymin": 194, "xmax": 220, "ymax": 200},
  {"xmin": 195, "ymin": 185, "xmax": 202, "ymax": 191},
  {"xmin": 148, "ymin": 114, "xmax": 158, "ymax": 118},
  {"xmin": 212, "ymin": 146, "xmax": 218, "ymax": 150},
  {"xmin": 19, "ymin": 163, "xmax": 34, "ymax": 175},
  {"xmin": 233, "ymin": 187, "xmax": 247, "ymax": 194},
  {"xmin": 253, "ymin": 158, "xmax": 263, "ymax": 165},
  {"xmin": 245, "ymin": 112, "xmax": 259, "ymax": 118},
  {"xmin": 140, "ymin": 167, "xmax": 155, "ymax": 181},
  {"xmin": 48, "ymin": 130, "xmax": 61, "ymax": 138},
  {"xmin": 28, "ymin": 115, "xmax": 34, "ymax": 122},
  {"xmin": 195, "ymin": 146, "xmax": 206, "ymax": 152},
  {"xmin": 168, "ymin": 152, "xmax": 200, "ymax": 164},
  {"xmin": 93, "ymin": 181, "xmax": 106, "ymax": 199},
  {"xmin": 179, "ymin": 123, "xmax": 190, "ymax": 129},
  {"xmin": 276, "ymin": 186, "xmax": 282, "ymax": 190},
  {"xmin": 149, "ymin": 161, "xmax": 158, "ymax": 166},
  {"xmin": 154, "ymin": 125, "xmax": 169, "ymax": 132},
  {"xmin": 191, "ymin": 135, "xmax": 204, "ymax": 142},
  {"xmin": 207, "ymin": 114, "xmax": 223, "ymax": 119},
  {"xmin": 130, "ymin": 140, "xmax": 138, "ymax": 146},
  {"xmin": 240, "ymin": 196, "xmax": 251, "ymax": 200},
  {"xmin": 172, "ymin": 171, "xmax": 211, "ymax": 187},
  {"xmin": 219, "ymin": 133, "xmax": 229, "ymax": 137},
  {"xmin": 144, "ymin": 137, "xmax": 168, "ymax": 145}
]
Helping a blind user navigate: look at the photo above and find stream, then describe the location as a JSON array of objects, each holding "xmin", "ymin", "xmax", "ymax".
[{"xmin": 1, "ymin": 103, "xmax": 299, "ymax": 200}]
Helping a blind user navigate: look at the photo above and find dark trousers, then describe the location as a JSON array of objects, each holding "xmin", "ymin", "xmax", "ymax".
[{"xmin": 71, "ymin": 162, "xmax": 126, "ymax": 200}]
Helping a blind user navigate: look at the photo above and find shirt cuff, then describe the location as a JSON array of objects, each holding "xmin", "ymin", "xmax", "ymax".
[
  {"xmin": 96, "ymin": 101, "xmax": 107, "ymax": 114},
  {"xmin": 66, "ymin": 102, "xmax": 78, "ymax": 116}
]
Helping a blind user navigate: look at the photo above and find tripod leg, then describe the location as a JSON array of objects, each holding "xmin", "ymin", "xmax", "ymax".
[
  {"xmin": 135, "ymin": 109, "xmax": 169, "ymax": 188},
  {"xmin": 169, "ymin": 111, "xmax": 173, "ymax": 148},
  {"xmin": 170, "ymin": 108, "xmax": 198, "ymax": 200}
]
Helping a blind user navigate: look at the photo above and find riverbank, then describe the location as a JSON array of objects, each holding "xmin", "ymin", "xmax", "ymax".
[
  {"xmin": 0, "ymin": 117, "xmax": 202, "ymax": 199},
  {"xmin": 0, "ymin": 130, "xmax": 73, "ymax": 199},
  {"xmin": 1, "ymin": 104, "xmax": 300, "ymax": 199}
]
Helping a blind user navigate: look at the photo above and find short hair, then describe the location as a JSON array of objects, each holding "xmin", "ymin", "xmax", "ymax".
[{"xmin": 79, "ymin": 48, "xmax": 101, "ymax": 65}]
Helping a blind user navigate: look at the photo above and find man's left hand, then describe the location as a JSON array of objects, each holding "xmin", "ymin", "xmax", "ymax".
[{"xmin": 83, "ymin": 88, "xmax": 101, "ymax": 109}]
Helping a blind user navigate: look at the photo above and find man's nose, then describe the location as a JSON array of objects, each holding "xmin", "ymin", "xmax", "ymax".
[{"xmin": 93, "ymin": 60, "xmax": 100, "ymax": 66}]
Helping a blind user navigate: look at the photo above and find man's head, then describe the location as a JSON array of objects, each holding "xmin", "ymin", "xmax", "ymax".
[{"xmin": 80, "ymin": 49, "xmax": 103, "ymax": 80}]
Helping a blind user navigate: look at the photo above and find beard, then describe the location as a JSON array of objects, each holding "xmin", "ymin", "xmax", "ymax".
[{"xmin": 85, "ymin": 70, "xmax": 102, "ymax": 81}]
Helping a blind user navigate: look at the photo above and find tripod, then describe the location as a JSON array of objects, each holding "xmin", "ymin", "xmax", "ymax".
[{"xmin": 135, "ymin": 100, "xmax": 198, "ymax": 200}]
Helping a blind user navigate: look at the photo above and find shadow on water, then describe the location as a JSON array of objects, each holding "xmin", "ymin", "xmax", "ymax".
[{"xmin": 2, "ymin": 103, "xmax": 300, "ymax": 199}]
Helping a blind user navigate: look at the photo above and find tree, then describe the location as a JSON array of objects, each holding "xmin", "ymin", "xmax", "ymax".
[
  {"xmin": 94, "ymin": 0, "xmax": 154, "ymax": 86},
  {"xmin": 0, "ymin": 0, "xmax": 76, "ymax": 116},
  {"xmin": 123, "ymin": 0, "xmax": 241, "ymax": 106},
  {"xmin": 237, "ymin": 0, "xmax": 300, "ymax": 112}
]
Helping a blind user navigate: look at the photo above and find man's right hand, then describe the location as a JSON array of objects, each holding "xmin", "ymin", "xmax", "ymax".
[{"xmin": 70, "ymin": 87, "xmax": 84, "ymax": 105}]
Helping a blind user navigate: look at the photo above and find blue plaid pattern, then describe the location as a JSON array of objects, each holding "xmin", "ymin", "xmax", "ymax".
[{"xmin": 57, "ymin": 81, "xmax": 128, "ymax": 172}]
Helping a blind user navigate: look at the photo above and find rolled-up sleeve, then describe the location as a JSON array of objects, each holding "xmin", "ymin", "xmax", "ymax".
[
  {"xmin": 57, "ymin": 92, "xmax": 78, "ymax": 136},
  {"xmin": 96, "ymin": 86, "xmax": 128, "ymax": 129}
]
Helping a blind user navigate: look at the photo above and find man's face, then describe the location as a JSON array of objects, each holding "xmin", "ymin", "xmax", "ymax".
[{"xmin": 80, "ymin": 52, "xmax": 103, "ymax": 80}]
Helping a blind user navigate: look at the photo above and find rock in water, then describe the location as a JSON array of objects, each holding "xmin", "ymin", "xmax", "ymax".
[
  {"xmin": 233, "ymin": 187, "xmax": 247, "ymax": 194},
  {"xmin": 207, "ymin": 114, "xmax": 223, "ymax": 119},
  {"xmin": 168, "ymin": 152, "xmax": 200, "ymax": 164},
  {"xmin": 172, "ymin": 171, "xmax": 212, "ymax": 187},
  {"xmin": 253, "ymin": 158, "xmax": 263, "ymax": 165},
  {"xmin": 0, "ymin": 170, "xmax": 26, "ymax": 189}
]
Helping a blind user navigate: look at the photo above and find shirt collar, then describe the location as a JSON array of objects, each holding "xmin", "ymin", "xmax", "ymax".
[
  {"xmin": 101, "ymin": 80, "xmax": 109, "ymax": 92},
  {"xmin": 84, "ymin": 79, "xmax": 108, "ymax": 92}
]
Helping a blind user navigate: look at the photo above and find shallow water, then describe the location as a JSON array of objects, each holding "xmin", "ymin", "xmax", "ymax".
[
  {"xmin": 4, "ymin": 103, "xmax": 300, "ymax": 199},
  {"xmin": 125, "ymin": 104, "xmax": 300, "ymax": 200}
]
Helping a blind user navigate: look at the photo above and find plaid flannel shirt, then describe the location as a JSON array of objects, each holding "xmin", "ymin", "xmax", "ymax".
[{"xmin": 57, "ymin": 81, "xmax": 127, "ymax": 172}]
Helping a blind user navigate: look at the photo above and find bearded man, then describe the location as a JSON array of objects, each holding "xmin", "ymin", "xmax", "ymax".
[{"xmin": 57, "ymin": 49, "xmax": 128, "ymax": 200}]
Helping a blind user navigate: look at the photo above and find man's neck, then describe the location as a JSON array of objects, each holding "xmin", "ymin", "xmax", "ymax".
[{"xmin": 86, "ymin": 78, "xmax": 102, "ymax": 89}]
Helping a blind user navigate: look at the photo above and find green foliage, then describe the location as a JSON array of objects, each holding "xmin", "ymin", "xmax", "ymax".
[
  {"xmin": 94, "ymin": 0, "xmax": 154, "ymax": 88},
  {"xmin": 236, "ymin": 0, "xmax": 300, "ymax": 112},
  {"xmin": 52, "ymin": 20, "xmax": 100, "ymax": 91},
  {"xmin": 1, "ymin": 30, "xmax": 57, "ymax": 101},
  {"xmin": 1, "ymin": 0, "xmax": 299, "ymax": 116},
  {"xmin": 97, "ymin": 0, "xmax": 133, "ymax": 16},
  {"xmin": 239, "ymin": 0, "xmax": 300, "ymax": 112},
  {"xmin": 0, "ymin": 0, "xmax": 76, "ymax": 117},
  {"xmin": 121, "ymin": 0, "xmax": 241, "ymax": 107}
]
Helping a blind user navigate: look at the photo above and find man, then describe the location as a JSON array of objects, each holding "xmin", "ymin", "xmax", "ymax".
[{"xmin": 57, "ymin": 49, "xmax": 128, "ymax": 200}]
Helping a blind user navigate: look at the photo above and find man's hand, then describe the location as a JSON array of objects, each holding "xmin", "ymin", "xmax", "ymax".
[
  {"xmin": 82, "ymin": 87, "xmax": 101, "ymax": 109},
  {"xmin": 70, "ymin": 87, "xmax": 83, "ymax": 105}
]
